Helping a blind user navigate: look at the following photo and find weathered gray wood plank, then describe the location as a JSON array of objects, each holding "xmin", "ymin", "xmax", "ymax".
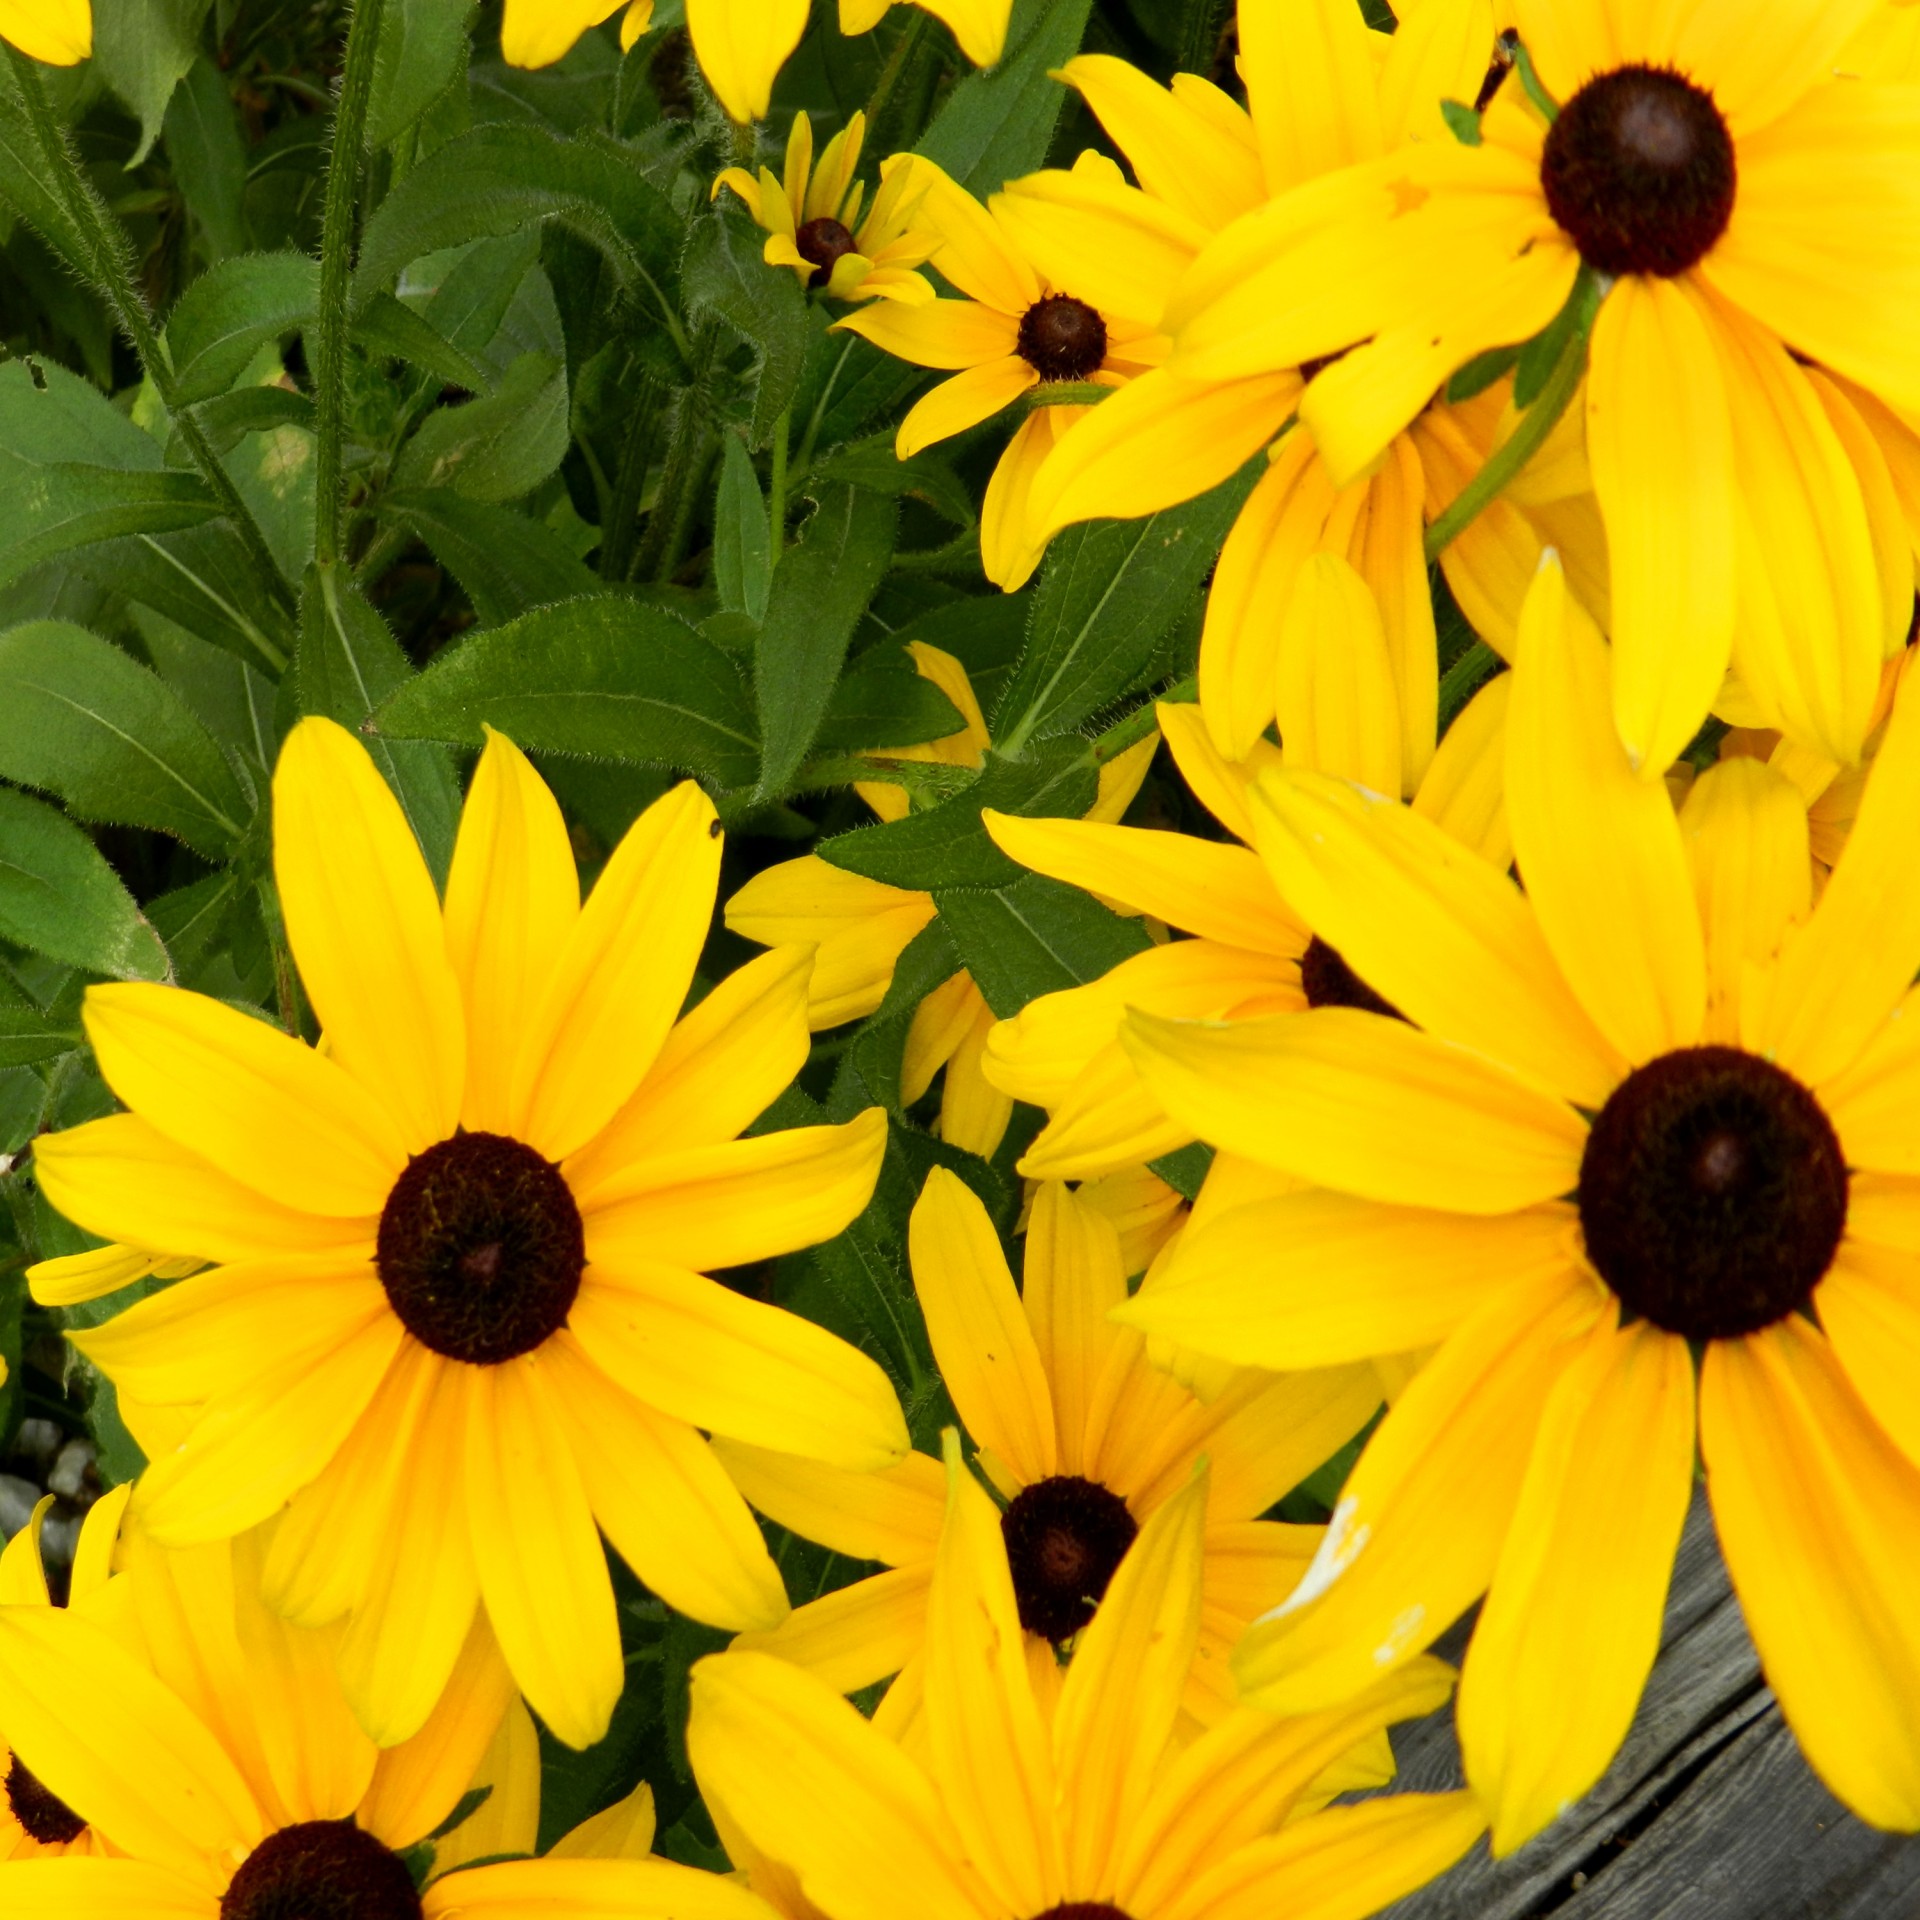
[{"xmin": 1381, "ymin": 1489, "xmax": 1920, "ymax": 1919}]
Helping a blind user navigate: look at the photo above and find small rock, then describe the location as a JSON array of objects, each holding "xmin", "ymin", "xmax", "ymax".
[
  {"xmin": 37, "ymin": 1512, "xmax": 80, "ymax": 1572},
  {"xmin": 0, "ymin": 1473, "xmax": 40, "ymax": 1537},
  {"xmin": 10, "ymin": 1418, "xmax": 60, "ymax": 1473},
  {"xmin": 47, "ymin": 1438, "xmax": 94, "ymax": 1502}
]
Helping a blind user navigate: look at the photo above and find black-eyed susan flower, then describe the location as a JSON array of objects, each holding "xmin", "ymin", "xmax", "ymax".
[
  {"xmin": 30, "ymin": 718, "xmax": 904, "ymax": 1752},
  {"xmin": 725, "ymin": 641, "xmax": 1156, "ymax": 1157},
  {"xmin": 1164, "ymin": 0, "xmax": 1920, "ymax": 774},
  {"xmin": 690, "ymin": 1441, "xmax": 1485, "ymax": 1920},
  {"xmin": 0, "ymin": 1, "xmax": 89, "ymax": 62},
  {"xmin": 835, "ymin": 156, "xmax": 1171, "ymax": 589},
  {"xmin": 981, "ymin": 564, "xmax": 1513, "ymax": 1181},
  {"xmin": 1121, "ymin": 551, "xmax": 1920, "ymax": 1852},
  {"xmin": 716, "ymin": 1169, "xmax": 1382, "ymax": 1724},
  {"xmin": 714, "ymin": 112, "xmax": 936, "ymax": 305},
  {"xmin": 1007, "ymin": 0, "xmax": 1609, "ymax": 777},
  {"xmin": 0, "ymin": 1524, "xmax": 774, "ymax": 1920}
]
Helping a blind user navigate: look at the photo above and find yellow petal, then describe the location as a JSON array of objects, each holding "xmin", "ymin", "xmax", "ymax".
[
  {"xmin": 731, "ymin": 1563, "xmax": 932, "ymax": 1694},
  {"xmin": 1022, "ymin": 1182, "xmax": 1129, "ymax": 1478},
  {"xmin": 429, "ymin": 1697, "xmax": 542, "ymax": 1875},
  {"xmin": 423, "ymin": 1856, "xmax": 783, "ymax": 1920},
  {"xmin": 1158, "ymin": 697, "xmax": 1281, "ymax": 846},
  {"xmin": 0, "ymin": 1859, "xmax": 211, "ymax": 1912},
  {"xmin": 981, "ymin": 406, "xmax": 1072, "ymax": 591},
  {"xmin": 571, "ymin": 1266, "xmax": 908, "ymax": 1470},
  {"xmin": 0, "ymin": 1494, "xmax": 51, "ymax": 1605},
  {"xmin": 1275, "ymin": 554, "xmax": 1402, "ymax": 798},
  {"xmin": 1124, "ymin": 1006, "xmax": 1588, "ymax": 1214},
  {"xmin": 928, "ymin": 995, "xmax": 1013, "ymax": 1158},
  {"xmin": 1349, "ymin": 432, "xmax": 1439, "ymax": 791},
  {"xmin": 835, "ymin": 296, "xmax": 1023, "ymax": 370},
  {"xmin": 894, "ymin": 156, "xmax": 1040, "ymax": 313},
  {"xmin": 1233, "ymin": 1265, "xmax": 1604, "ymax": 1716},
  {"xmin": 1237, "ymin": 0, "xmax": 1381, "ymax": 189},
  {"xmin": 894, "ymin": 357, "xmax": 1037, "ymax": 459},
  {"xmin": 685, "ymin": 0, "xmax": 808, "ymax": 120},
  {"xmin": 512, "ymin": 781, "xmax": 720, "ymax": 1161},
  {"xmin": 1377, "ymin": 0, "xmax": 1497, "ymax": 148},
  {"xmin": 582, "ymin": 1110, "xmax": 886, "ymax": 1266},
  {"xmin": 25, "ymin": 1241, "xmax": 166, "ymax": 1308},
  {"xmin": 273, "ymin": 715, "xmax": 465, "ymax": 1153},
  {"xmin": 548, "ymin": 1778, "xmax": 658, "ymax": 1860},
  {"xmin": 499, "ymin": 0, "xmax": 624, "ymax": 66},
  {"xmin": 1507, "ymin": 552, "xmax": 1707, "ymax": 1063},
  {"xmin": 30, "ymin": 1112, "xmax": 374, "ymax": 1266},
  {"xmin": 1247, "ymin": 767, "xmax": 1623, "ymax": 1108},
  {"xmin": 547, "ymin": 1336, "xmax": 789, "ymax": 1632},
  {"xmin": 1815, "ymin": 1238, "xmax": 1920, "ymax": 1475},
  {"xmin": 1701, "ymin": 1315, "xmax": 1920, "ymax": 1828},
  {"xmin": 912, "ymin": 0, "xmax": 1010, "ymax": 66},
  {"xmin": 1669, "ymin": 0, "xmax": 1881, "ymax": 133},
  {"xmin": 1409, "ymin": 667, "xmax": 1512, "ymax": 868},
  {"xmin": 444, "ymin": 727, "xmax": 579, "ymax": 1135},
  {"xmin": 1457, "ymin": 1316, "xmax": 1696, "ymax": 1854},
  {"xmin": 1587, "ymin": 275, "xmax": 1737, "ymax": 775},
  {"xmin": 687, "ymin": 1650, "xmax": 991, "ymax": 1920},
  {"xmin": 713, "ymin": 1439, "xmax": 946, "ymax": 1566},
  {"xmin": 1121, "ymin": 1190, "xmax": 1576, "ymax": 1370},
  {"xmin": 81, "ymin": 984, "xmax": 407, "ymax": 1217},
  {"xmin": 908, "ymin": 1167, "xmax": 1056, "ymax": 1487},
  {"xmin": 0, "ymin": 0, "xmax": 89, "ymax": 61},
  {"xmin": 984, "ymin": 810, "xmax": 1303, "ymax": 951}
]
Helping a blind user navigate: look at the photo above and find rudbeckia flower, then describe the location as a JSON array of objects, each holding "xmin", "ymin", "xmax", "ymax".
[
  {"xmin": 836, "ymin": 156, "xmax": 1172, "ymax": 589},
  {"xmin": 714, "ymin": 112, "xmax": 936, "ymax": 305},
  {"xmin": 982, "ymin": 565, "xmax": 1513, "ymax": 1181},
  {"xmin": 690, "ymin": 1444, "xmax": 1486, "ymax": 1920},
  {"xmin": 1009, "ymin": 0, "xmax": 1609, "ymax": 776},
  {"xmin": 30, "ymin": 718, "xmax": 905, "ymax": 1752},
  {"xmin": 715, "ymin": 1170, "xmax": 1382, "ymax": 1724},
  {"xmin": 0, "ymin": 1524, "xmax": 776, "ymax": 1920},
  {"xmin": 1164, "ymin": 0, "xmax": 1920, "ymax": 773},
  {"xmin": 0, "ymin": 0, "xmax": 90, "ymax": 63},
  {"xmin": 725, "ymin": 641, "xmax": 1156, "ymax": 1157},
  {"xmin": 1122, "ymin": 552, "xmax": 1920, "ymax": 1851}
]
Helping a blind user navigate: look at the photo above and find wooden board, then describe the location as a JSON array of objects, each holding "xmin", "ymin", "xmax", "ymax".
[{"xmin": 1382, "ymin": 1490, "xmax": 1920, "ymax": 1918}]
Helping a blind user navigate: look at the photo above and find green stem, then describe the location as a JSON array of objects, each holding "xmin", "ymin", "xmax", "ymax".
[
  {"xmin": 1095, "ymin": 676, "xmax": 1194, "ymax": 763},
  {"xmin": 1176, "ymin": 0, "xmax": 1231, "ymax": 73},
  {"xmin": 862, "ymin": 10, "xmax": 930, "ymax": 147},
  {"xmin": 1, "ymin": 43, "xmax": 296, "ymax": 617},
  {"xmin": 1423, "ymin": 309, "xmax": 1593, "ymax": 563},
  {"xmin": 767, "ymin": 408, "xmax": 790, "ymax": 572},
  {"xmin": 1022, "ymin": 380, "xmax": 1114, "ymax": 414},
  {"xmin": 314, "ymin": 0, "xmax": 388, "ymax": 569},
  {"xmin": 636, "ymin": 320, "xmax": 719, "ymax": 583}
]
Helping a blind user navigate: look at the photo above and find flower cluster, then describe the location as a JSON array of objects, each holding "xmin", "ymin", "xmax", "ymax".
[{"xmin": 1, "ymin": 0, "xmax": 1918, "ymax": 1917}]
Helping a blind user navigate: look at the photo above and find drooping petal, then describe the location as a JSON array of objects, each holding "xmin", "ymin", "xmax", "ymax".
[
  {"xmin": 712, "ymin": 1440, "xmax": 946, "ymax": 1567},
  {"xmin": 731, "ymin": 1564, "xmax": 932, "ymax": 1694},
  {"xmin": 1701, "ymin": 1315, "xmax": 1920, "ymax": 1828},
  {"xmin": 895, "ymin": 358, "xmax": 1038, "ymax": 458},
  {"xmin": 1506, "ymin": 552, "xmax": 1707, "ymax": 1062},
  {"xmin": 273, "ymin": 716, "xmax": 465, "ymax": 1153},
  {"xmin": 685, "ymin": 0, "xmax": 808, "ymax": 121},
  {"xmin": 499, "ymin": 0, "xmax": 624, "ymax": 65},
  {"xmin": 0, "ymin": 0, "xmax": 91, "ymax": 62},
  {"xmin": 1124, "ymin": 1006, "xmax": 1588, "ymax": 1214},
  {"xmin": 1457, "ymin": 1316, "xmax": 1696, "ymax": 1855},
  {"xmin": 981, "ymin": 407, "xmax": 1073, "ymax": 591}
]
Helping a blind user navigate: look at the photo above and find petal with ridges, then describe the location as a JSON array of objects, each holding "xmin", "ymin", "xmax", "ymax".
[
  {"xmin": 731, "ymin": 1563, "xmax": 932, "ymax": 1695},
  {"xmin": 895, "ymin": 358, "xmax": 1037, "ymax": 458},
  {"xmin": 424, "ymin": 1856, "xmax": 785, "ymax": 1920},
  {"xmin": 1275, "ymin": 553, "xmax": 1403, "ymax": 799},
  {"xmin": 713, "ymin": 1440, "xmax": 946, "ymax": 1568},
  {"xmin": 834, "ymin": 297, "xmax": 1021, "ymax": 370},
  {"xmin": 684, "ymin": 0, "xmax": 807, "ymax": 121}
]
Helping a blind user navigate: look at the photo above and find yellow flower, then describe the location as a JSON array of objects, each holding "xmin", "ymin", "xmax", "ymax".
[
  {"xmin": 836, "ymin": 156, "xmax": 1171, "ymax": 590},
  {"xmin": 838, "ymin": 0, "xmax": 1013, "ymax": 69},
  {"xmin": 724, "ymin": 641, "xmax": 1156, "ymax": 1159},
  {"xmin": 981, "ymin": 563, "xmax": 1513, "ymax": 1182},
  {"xmin": 0, "ymin": 0, "xmax": 89, "ymax": 64},
  {"xmin": 690, "ymin": 1443, "xmax": 1486, "ymax": 1920},
  {"xmin": 1005, "ymin": 0, "xmax": 1608, "ymax": 778},
  {"xmin": 0, "ymin": 1522, "xmax": 772, "ymax": 1920},
  {"xmin": 30, "ymin": 718, "xmax": 905, "ymax": 1752},
  {"xmin": 1164, "ymin": 0, "xmax": 1920, "ymax": 773},
  {"xmin": 500, "ymin": 0, "xmax": 652, "ymax": 69},
  {"xmin": 715, "ymin": 1169, "xmax": 1382, "ymax": 1726},
  {"xmin": 1121, "ymin": 552, "xmax": 1920, "ymax": 1851},
  {"xmin": 715, "ymin": 112, "xmax": 937, "ymax": 305}
]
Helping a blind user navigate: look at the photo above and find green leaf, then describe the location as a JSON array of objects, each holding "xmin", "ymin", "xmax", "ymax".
[
  {"xmin": 936, "ymin": 871, "xmax": 1153, "ymax": 1019},
  {"xmin": 368, "ymin": 0, "xmax": 479, "ymax": 148},
  {"xmin": 0, "ymin": 971, "xmax": 84, "ymax": 1068},
  {"xmin": 819, "ymin": 741, "xmax": 1096, "ymax": 892},
  {"xmin": 165, "ymin": 57, "xmax": 249, "ymax": 261},
  {"xmin": 74, "ymin": 524, "xmax": 294, "ymax": 678},
  {"xmin": 354, "ymin": 291, "xmax": 492, "ymax": 395},
  {"xmin": 713, "ymin": 434, "xmax": 772, "ymax": 623},
  {"xmin": 0, "ymin": 788, "xmax": 170, "ymax": 981},
  {"xmin": 298, "ymin": 565, "xmax": 461, "ymax": 883},
  {"xmin": 995, "ymin": 455, "xmax": 1261, "ymax": 753},
  {"xmin": 0, "ymin": 621, "xmax": 251, "ymax": 858},
  {"xmin": 392, "ymin": 351, "xmax": 570, "ymax": 504},
  {"xmin": 0, "ymin": 61, "xmax": 93, "ymax": 280},
  {"xmin": 810, "ymin": 433, "xmax": 976, "ymax": 526},
  {"xmin": 1440, "ymin": 98, "xmax": 1483, "ymax": 145},
  {"xmin": 184, "ymin": 385, "xmax": 315, "ymax": 459},
  {"xmin": 353, "ymin": 124, "xmax": 680, "ymax": 322},
  {"xmin": 1445, "ymin": 342, "xmax": 1520, "ymax": 405},
  {"xmin": 93, "ymin": 0, "xmax": 214, "ymax": 163},
  {"xmin": 387, "ymin": 490, "xmax": 600, "ymax": 626},
  {"xmin": 917, "ymin": 0, "xmax": 1097, "ymax": 194},
  {"xmin": 165, "ymin": 251, "xmax": 320, "ymax": 406},
  {"xmin": 754, "ymin": 485, "xmax": 897, "ymax": 799},
  {"xmin": 684, "ymin": 205, "xmax": 818, "ymax": 446},
  {"xmin": 373, "ymin": 594, "xmax": 761, "ymax": 789},
  {"xmin": 815, "ymin": 646, "xmax": 966, "ymax": 753}
]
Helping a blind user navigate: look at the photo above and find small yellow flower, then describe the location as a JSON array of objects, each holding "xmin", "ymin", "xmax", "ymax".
[
  {"xmin": 836, "ymin": 155, "xmax": 1171, "ymax": 590},
  {"xmin": 0, "ymin": 0, "xmax": 90, "ymax": 64},
  {"xmin": 690, "ymin": 1443, "xmax": 1486, "ymax": 1920},
  {"xmin": 725, "ymin": 642, "xmax": 1156, "ymax": 1159},
  {"xmin": 715, "ymin": 112, "xmax": 936, "ymax": 305}
]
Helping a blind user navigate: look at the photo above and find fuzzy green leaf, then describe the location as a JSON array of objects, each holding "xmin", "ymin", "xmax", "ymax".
[
  {"xmin": 713, "ymin": 433, "xmax": 772, "ymax": 623},
  {"xmin": 388, "ymin": 490, "xmax": 600, "ymax": 626},
  {"xmin": 165, "ymin": 251, "xmax": 320, "ymax": 406},
  {"xmin": 393, "ymin": 350, "xmax": 570, "ymax": 503},
  {"xmin": 936, "ymin": 871, "xmax": 1153, "ymax": 1019},
  {"xmin": 0, "ymin": 788, "xmax": 171, "ymax": 981}
]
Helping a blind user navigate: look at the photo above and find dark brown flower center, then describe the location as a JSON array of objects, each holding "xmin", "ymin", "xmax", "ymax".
[
  {"xmin": 376, "ymin": 1132, "xmax": 584, "ymax": 1366},
  {"xmin": 1017, "ymin": 294, "xmax": 1108, "ymax": 382},
  {"xmin": 1578, "ymin": 1046, "xmax": 1848, "ymax": 1341},
  {"xmin": 221, "ymin": 1820, "xmax": 421, "ymax": 1920},
  {"xmin": 796, "ymin": 215, "xmax": 858, "ymax": 287},
  {"xmin": 1540, "ymin": 65, "xmax": 1736, "ymax": 278},
  {"xmin": 6, "ymin": 1756, "xmax": 85, "ymax": 1846},
  {"xmin": 1001, "ymin": 1475, "xmax": 1137, "ymax": 1642},
  {"xmin": 1300, "ymin": 936, "xmax": 1405, "ymax": 1021}
]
